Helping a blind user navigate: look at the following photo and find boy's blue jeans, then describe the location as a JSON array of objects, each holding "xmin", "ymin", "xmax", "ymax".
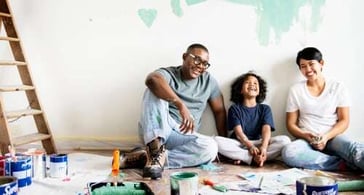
[
  {"xmin": 138, "ymin": 89, "xmax": 218, "ymax": 168},
  {"xmin": 282, "ymin": 135, "xmax": 364, "ymax": 171}
]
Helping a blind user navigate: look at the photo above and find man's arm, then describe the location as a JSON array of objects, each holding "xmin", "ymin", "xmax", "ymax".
[
  {"xmin": 209, "ymin": 95, "xmax": 227, "ymax": 137},
  {"xmin": 146, "ymin": 72, "xmax": 180, "ymax": 102},
  {"xmin": 145, "ymin": 72, "xmax": 194, "ymax": 132}
]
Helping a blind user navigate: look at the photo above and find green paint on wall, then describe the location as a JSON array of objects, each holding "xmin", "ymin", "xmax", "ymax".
[
  {"xmin": 186, "ymin": 0, "xmax": 207, "ymax": 6},
  {"xmin": 310, "ymin": 0, "xmax": 326, "ymax": 32},
  {"xmin": 138, "ymin": 8, "xmax": 158, "ymax": 28},
  {"xmin": 171, "ymin": 0, "xmax": 183, "ymax": 17},
  {"xmin": 227, "ymin": 0, "xmax": 326, "ymax": 45},
  {"xmin": 225, "ymin": 0, "xmax": 256, "ymax": 6}
]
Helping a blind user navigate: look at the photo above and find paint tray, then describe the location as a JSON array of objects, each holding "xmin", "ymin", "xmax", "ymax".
[{"xmin": 88, "ymin": 181, "xmax": 154, "ymax": 195}]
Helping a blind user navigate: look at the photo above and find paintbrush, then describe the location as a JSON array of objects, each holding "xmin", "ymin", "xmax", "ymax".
[{"xmin": 203, "ymin": 178, "xmax": 228, "ymax": 192}]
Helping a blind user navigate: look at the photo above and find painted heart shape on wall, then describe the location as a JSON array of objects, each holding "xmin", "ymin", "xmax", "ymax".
[{"xmin": 138, "ymin": 8, "xmax": 157, "ymax": 28}]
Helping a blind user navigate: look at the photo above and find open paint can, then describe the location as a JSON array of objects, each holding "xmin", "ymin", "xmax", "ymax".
[
  {"xmin": 170, "ymin": 172, "xmax": 198, "ymax": 195},
  {"xmin": 296, "ymin": 176, "xmax": 338, "ymax": 195},
  {"xmin": 0, "ymin": 176, "xmax": 18, "ymax": 194}
]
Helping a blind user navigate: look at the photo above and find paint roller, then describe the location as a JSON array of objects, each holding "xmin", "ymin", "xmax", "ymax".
[{"xmin": 315, "ymin": 170, "xmax": 364, "ymax": 192}]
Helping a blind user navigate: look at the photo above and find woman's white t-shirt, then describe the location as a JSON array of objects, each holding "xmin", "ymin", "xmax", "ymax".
[{"xmin": 286, "ymin": 79, "xmax": 351, "ymax": 134}]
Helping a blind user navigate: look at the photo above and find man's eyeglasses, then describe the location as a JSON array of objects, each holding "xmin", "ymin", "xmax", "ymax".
[{"xmin": 188, "ymin": 53, "xmax": 211, "ymax": 69}]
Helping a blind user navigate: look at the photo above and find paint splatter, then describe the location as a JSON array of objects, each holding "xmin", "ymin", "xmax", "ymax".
[
  {"xmin": 138, "ymin": 0, "xmax": 326, "ymax": 46},
  {"xmin": 138, "ymin": 8, "xmax": 158, "ymax": 28},
  {"xmin": 227, "ymin": 0, "xmax": 326, "ymax": 45},
  {"xmin": 171, "ymin": 0, "xmax": 183, "ymax": 17},
  {"xmin": 186, "ymin": 0, "xmax": 207, "ymax": 6}
]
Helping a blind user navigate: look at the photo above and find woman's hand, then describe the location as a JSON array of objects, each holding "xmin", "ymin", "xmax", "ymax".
[{"xmin": 311, "ymin": 134, "xmax": 328, "ymax": 151}]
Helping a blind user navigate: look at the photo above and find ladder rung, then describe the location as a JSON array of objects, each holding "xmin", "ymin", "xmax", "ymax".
[
  {"xmin": 12, "ymin": 133, "xmax": 52, "ymax": 146},
  {"xmin": 6, "ymin": 109, "xmax": 43, "ymax": 119},
  {"xmin": 0, "ymin": 12, "xmax": 11, "ymax": 17},
  {"xmin": 0, "ymin": 85, "xmax": 35, "ymax": 92},
  {"xmin": 0, "ymin": 36, "xmax": 19, "ymax": 41},
  {"xmin": 0, "ymin": 60, "xmax": 27, "ymax": 66}
]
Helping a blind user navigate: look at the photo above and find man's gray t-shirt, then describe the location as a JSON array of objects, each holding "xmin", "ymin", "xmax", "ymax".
[{"xmin": 156, "ymin": 66, "xmax": 221, "ymax": 131}]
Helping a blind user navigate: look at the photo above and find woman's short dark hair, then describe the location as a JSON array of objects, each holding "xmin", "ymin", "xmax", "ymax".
[
  {"xmin": 296, "ymin": 47, "xmax": 323, "ymax": 66},
  {"xmin": 230, "ymin": 71, "xmax": 267, "ymax": 104}
]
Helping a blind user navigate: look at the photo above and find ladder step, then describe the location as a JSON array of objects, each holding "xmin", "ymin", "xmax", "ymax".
[
  {"xmin": 12, "ymin": 133, "xmax": 52, "ymax": 147},
  {"xmin": 6, "ymin": 109, "xmax": 42, "ymax": 119},
  {"xmin": 0, "ymin": 36, "xmax": 19, "ymax": 41},
  {"xmin": 0, "ymin": 12, "xmax": 11, "ymax": 17},
  {"xmin": 0, "ymin": 60, "xmax": 27, "ymax": 66},
  {"xmin": 0, "ymin": 85, "xmax": 35, "ymax": 92}
]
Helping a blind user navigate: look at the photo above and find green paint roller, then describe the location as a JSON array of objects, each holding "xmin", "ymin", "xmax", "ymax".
[
  {"xmin": 89, "ymin": 182, "xmax": 153, "ymax": 195},
  {"xmin": 338, "ymin": 180, "xmax": 364, "ymax": 192}
]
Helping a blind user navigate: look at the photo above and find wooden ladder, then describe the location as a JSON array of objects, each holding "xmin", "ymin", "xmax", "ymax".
[{"xmin": 0, "ymin": 0, "xmax": 57, "ymax": 154}]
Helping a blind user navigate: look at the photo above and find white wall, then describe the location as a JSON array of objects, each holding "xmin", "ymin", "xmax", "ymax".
[{"xmin": 1, "ymin": 0, "xmax": 363, "ymax": 150}]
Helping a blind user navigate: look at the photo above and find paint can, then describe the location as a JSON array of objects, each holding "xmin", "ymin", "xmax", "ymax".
[
  {"xmin": 296, "ymin": 176, "xmax": 338, "ymax": 195},
  {"xmin": 0, "ymin": 156, "xmax": 10, "ymax": 176},
  {"xmin": 0, "ymin": 176, "xmax": 18, "ymax": 195},
  {"xmin": 49, "ymin": 154, "xmax": 68, "ymax": 178},
  {"xmin": 30, "ymin": 151, "xmax": 46, "ymax": 179},
  {"xmin": 5, "ymin": 154, "xmax": 32, "ymax": 188},
  {"xmin": 170, "ymin": 172, "xmax": 198, "ymax": 195}
]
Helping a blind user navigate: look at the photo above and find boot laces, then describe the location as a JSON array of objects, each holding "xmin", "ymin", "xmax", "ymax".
[{"xmin": 151, "ymin": 145, "xmax": 165, "ymax": 167}]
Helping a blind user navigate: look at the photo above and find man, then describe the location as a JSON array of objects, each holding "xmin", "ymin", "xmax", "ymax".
[{"xmin": 121, "ymin": 43, "xmax": 227, "ymax": 179}]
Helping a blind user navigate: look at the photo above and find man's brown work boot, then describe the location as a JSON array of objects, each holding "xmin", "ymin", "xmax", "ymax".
[
  {"xmin": 116, "ymin": 147, "xmax": 147, "ymax": 169},
  {"xmin": 143, "ymin": 139, "xmax": 166, "ymax": 180}
]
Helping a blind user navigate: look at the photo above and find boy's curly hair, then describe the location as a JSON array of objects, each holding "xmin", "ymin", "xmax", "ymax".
[{"xmin": 230, "ymin": 71, "xmax": 267, "ymax": 104}]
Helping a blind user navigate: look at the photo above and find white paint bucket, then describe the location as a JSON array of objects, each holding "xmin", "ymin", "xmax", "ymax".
[
  {"xmin": 49, "ymin": 154, "xmax": 68, "ymax": 178},
  {"xmin": 170, "ymin": 172, "xmax": 198, "ymax": 195}
]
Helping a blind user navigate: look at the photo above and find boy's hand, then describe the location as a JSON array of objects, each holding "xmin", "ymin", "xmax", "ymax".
[{"xmin": 248, "ymin": 145, "xmax": 260, "ymax": 156}]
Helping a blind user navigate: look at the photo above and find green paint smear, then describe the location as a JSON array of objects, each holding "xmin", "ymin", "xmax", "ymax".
[
  {"xmin": 227, "ymin": 0, "xmax": 326, "ymax": 46},
  {"xmin": 138, "ymin": 8, "xmax": 157, "ymax": 28},
  {"xmin": 171, "ymin": 0, "xmax": 183, "ymax": 17},
  {"xmin": 186, "ymin": 0, "xmax": 207, "ymax": 6}
]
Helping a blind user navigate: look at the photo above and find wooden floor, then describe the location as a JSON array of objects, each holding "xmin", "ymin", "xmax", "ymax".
[
  {"xmin": 117, "ymin": 158, "xmax": 364, "ymax": 195},
  {"xmin": 13, "ymin": 145, "xmax": 364, "ymax": 195}
]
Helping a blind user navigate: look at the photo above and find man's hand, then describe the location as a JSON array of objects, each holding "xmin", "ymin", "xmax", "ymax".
[{"xmin": 176, "ymin": 101, "xmax": 195, "ymax": 134}]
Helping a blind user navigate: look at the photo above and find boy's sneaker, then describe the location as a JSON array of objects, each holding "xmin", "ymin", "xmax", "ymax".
[
  {"xmin": 143, "ymin": 139, "xmax": 166, "ymax": 180},
  {"xmin": 118, "ymin": 147, "xmax": 147, "ymax": 169}
]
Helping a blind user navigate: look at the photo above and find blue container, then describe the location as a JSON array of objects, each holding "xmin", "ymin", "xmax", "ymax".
[
  {"xmin": 0, "ymin": 176, "xmax": 18, "ymax": 195},
  {"xmin": 296, "ymin": 176, "xmax": 338, "ymax": 195},
  {"xmin": 5, "ymin": 155, "xmax": 32, "ymax": 188},
  {"xmin": 49, "ymin": 154, "xmax": 68, "ymax": 178}
]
